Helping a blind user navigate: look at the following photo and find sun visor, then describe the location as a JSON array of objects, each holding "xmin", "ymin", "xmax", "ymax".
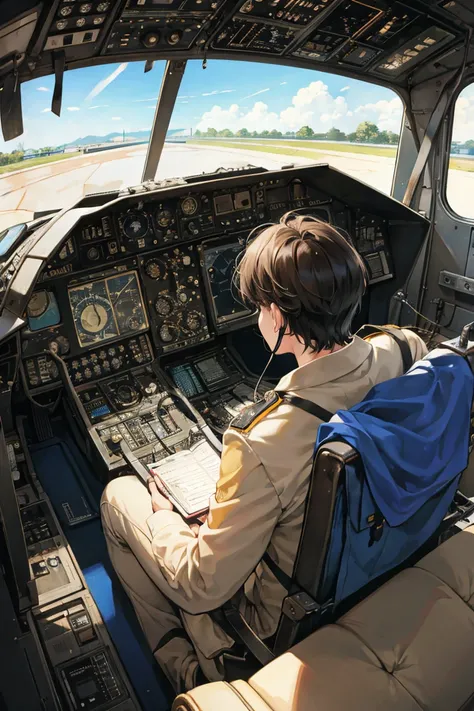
[{"xmin": 1, "ymin": 71, "xmax": 23, "ymax": 142}]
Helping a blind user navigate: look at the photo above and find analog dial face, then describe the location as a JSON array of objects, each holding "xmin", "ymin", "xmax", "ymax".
[
  {"xmin": 156, "ymin": 209, "xmax": 173, "ymax": 228},
  {"xmin": 69, "ymin": 271, "xmax": 148, "ymax": 348},
  {"xmin": 159, "ymin": 324, "xmax": 176, "ymax": 343},
  {"xmin": 185, "ymin": 311, "xmax": 202, "ymax": 332},
  {"xmin": 145, "ymin": 259, "xmax": 166, "ymax": 280},
  {"xmin": 155, "ymin": 295, "xmax": 174, "ymax": 317},
  {"xmin": 181, "ymin": 196, "xmax": 198, "ymax": 216},
  {"xmin": 80, "ymin": 301, "xmax": 110, "ymax": 333},
  {"xmin": 27, "ymin": 291, "xmax": 50, "ymax": 319},
  {"xmin": 122, "ymin": 212, "xmax": 149, "ymax": 241}
]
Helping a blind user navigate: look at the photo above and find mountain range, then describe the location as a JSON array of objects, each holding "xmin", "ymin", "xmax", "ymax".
[{"xmin": 65, "ymin": 128, "xmax": 186, "ymax": 147}]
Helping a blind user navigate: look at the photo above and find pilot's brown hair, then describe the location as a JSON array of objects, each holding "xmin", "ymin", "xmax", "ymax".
[{"xmin": 237, "ymin": 212, "xmax": 367, "ymax": 352}]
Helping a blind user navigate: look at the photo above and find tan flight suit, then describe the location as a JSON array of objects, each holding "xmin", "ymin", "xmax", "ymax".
[{"xmin": 101, "ymin": 329, "xmax": 427, "ymax": 692}]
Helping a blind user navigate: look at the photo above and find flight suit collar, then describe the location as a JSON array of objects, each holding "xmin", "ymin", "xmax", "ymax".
[{"xmin": 275, "ymin": 336, "xmax": 373, "ymax": 392}]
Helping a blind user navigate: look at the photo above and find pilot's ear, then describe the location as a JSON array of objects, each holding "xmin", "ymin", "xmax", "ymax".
[{"xmin": 270, "ymin": 303, "xmax": 283, "ymax": 332}]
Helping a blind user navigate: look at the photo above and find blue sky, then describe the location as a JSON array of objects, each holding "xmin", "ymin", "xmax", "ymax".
[{"xmin": 2, "ymin": 59, "xmax": 405, "ymax": 151}]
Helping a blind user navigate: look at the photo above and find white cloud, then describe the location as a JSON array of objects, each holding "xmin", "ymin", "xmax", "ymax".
[
  {"xmin": 242, "ymin": 88, "xmax": 270, "ymax": 100},
  {"xmin": 67, "ymin": 106, "xmax": 80, "ymax": 112},
  {"xmin": 196, "ymin": 79, "xmax": 403, "ymax": 137},
  {"xmin": 179, "ymin": 101, "xmax": 189, "ymax": 104},
  {"xmin": 89, "ymin": 104, "xmax": 109, "ymax": 109},
  {"xmin": 340, "ymin": 86, "xmax": 350, "ymax": 92},
  {"xmin": 202, "ymin": 89, "xmax": 235, "ymax": 96},
  {"xmin": 133, "ymin": 97, "xmax": 158, "ymax": 103},
  {"xmin": 111, "ymin": 116, "xmax": 122, "ymax": 120},
  {"xmin": 354, "ymin": 97, "xmax": 403, "ymax": 133},
  {"xmin": 86, "ymin": 62, "xmax": 128, "ymax": 101},
  {"xmin": 41, "ymin": 108, "xmax": 51, "ymax": 113},
  {"xmin": 280, "ymin": 82, "xmax": 287, "ymax": 85},
  {"xmin": 37, "ymin": 86, "xmax": 50, "ymax": 92}
]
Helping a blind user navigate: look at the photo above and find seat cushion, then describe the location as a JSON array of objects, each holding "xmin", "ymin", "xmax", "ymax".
[{"xmin": 248, "ymin": 625, "xmax": 421, "ymax": 711}]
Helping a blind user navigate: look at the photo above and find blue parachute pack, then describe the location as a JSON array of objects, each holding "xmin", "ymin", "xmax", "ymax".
[{"xmin": 315, "ymin": 349, "xmax": 474, "ymax": 603}]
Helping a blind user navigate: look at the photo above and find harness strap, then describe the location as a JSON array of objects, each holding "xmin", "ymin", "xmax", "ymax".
[
  {"xmin": 281, "ymin": 394, "xmax": 333, "ymax": 423},
  {"xmin": 262, "ymin": 552, "xmax": 292, "ymax": 591},
  {"xmin": 358, "ymin": 325, "xmax": 414, "ymax": 374}
]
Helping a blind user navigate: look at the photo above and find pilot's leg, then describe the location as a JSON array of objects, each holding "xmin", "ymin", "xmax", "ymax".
[{"xmin": 101, "ymin": 476, "xmax": 201, "ymax": 692}]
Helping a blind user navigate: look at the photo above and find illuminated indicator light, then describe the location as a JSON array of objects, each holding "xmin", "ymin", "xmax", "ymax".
[
  {"xmin": 76, "ymin": 16, "xmax": 86, "ymax": 26},
  {"xmin": 56, "ymin": 19, "xmax": 68, "ymax": 29},
  {"xmin": 93, "ymin": 15, "xmax": 105, "ymax": 24},
  {"xmin": 424, "ymin": 36, "xmax": 436, "ymax": 45},
  {"xmin": 96, "ymin": 1, "xmax": 110, "ymax": 10},
  {"xmin": 80, "ymin": 3, "xmax": 93, "ymax": 12},
  {"xmin": 59, "ymin": 5, "xmax": 73, "ymax": 16}
]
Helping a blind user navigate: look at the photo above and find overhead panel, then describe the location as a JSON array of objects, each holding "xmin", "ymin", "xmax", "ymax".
[
  {"xmin": 103, "ymin": 0, "xmax": 225, "ymax": 54},
  {"xmin": 375, "ymin": 25, "xmax": 455, "ymax": 76},
  {"xmin": 211, "ymin": 18, "xmax": 297, "ymax": 54},
  {"xmin": 236, "ymin": 0, "xmax": 338, "ymax": 27},
  {"xmin": 44, "ymin": 0, "xmax": 115, "ymax": 51}
]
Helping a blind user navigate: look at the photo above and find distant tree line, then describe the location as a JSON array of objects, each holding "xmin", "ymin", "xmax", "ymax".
[
  {"xmin": 194, "ymin": 121, "xmax": 400, "ymax": 145},
  {"xmin": 0, "ymin": 143, "xmax": 65, "ymax": 166}
]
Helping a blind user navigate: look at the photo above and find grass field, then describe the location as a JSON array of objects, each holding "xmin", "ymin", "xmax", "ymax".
[
  {"xmin": 189, "ymin": 138, "xmax": 398, "ymax": 158},
  {"xmin": 449, "ymin": 157, "xmax": 474, "ymax": 172},
  {"xmin": 0, "ymin": 152, "xmax": 79, "ymax": 176}
]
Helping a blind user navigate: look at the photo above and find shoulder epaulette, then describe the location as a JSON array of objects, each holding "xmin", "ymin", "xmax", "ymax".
[{"xmin": 230, "ymin": 391, "xmax": 282, "ymax": 433}]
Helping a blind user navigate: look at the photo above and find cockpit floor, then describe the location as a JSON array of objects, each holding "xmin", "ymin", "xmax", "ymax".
[{"xmin": 30, "ymin": 432, "xmax": 174, "ymax": 711}]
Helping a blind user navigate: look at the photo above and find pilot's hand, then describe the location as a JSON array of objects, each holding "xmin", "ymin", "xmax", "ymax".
[{"xmin": 147, "ymin": 477, "xmax": 173, "ymax": 513}]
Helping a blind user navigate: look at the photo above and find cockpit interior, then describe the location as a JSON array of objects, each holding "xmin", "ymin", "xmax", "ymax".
[{"xmin": 1, "ymin": 1, "xmax": 474, "ymax": 710}]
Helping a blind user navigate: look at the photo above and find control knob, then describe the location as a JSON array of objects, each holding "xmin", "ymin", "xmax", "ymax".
[
  {"xmin": 187, "ymin": 222, "xmax": 199, "ymax": 236},
  {"xmin": 145, "ymin": 381, "xmax": 158, "ymax": 396},
  {"xmin": 48, "ymin": 335, "xmax": 70, "ymax": 356},
  {"xmin": 111, "ymin": 357, "xmax": 122, "ymax": 371}
]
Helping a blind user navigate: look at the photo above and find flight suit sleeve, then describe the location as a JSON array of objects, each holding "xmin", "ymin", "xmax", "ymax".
[
  {"xmin": 145, "ymin": 429, "xmax": 281, "ymax": 614},
  {"xmin": 400, "ymin": 327, "xmax": 428, "ymax": 361}
]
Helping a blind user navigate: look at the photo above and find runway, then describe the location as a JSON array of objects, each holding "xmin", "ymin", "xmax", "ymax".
[{"xmin": 0, "ymin": 142, "xmax": 469, "ymax": 230}]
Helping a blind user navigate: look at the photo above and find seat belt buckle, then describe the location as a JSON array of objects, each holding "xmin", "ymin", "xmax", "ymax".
[{"xmin": 282, "ymin": 592, "xmax": 320, "ymax": 622}]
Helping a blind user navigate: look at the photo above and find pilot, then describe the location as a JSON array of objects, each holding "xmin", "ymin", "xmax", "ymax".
[{"xmin": 100, "ymin": 213, "xmax": 427, "ymax": 692}]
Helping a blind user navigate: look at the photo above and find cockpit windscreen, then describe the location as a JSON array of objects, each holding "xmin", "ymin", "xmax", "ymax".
[{"xmin": 203, "ymin": 241, "xmax": 252, "ymax": 325}]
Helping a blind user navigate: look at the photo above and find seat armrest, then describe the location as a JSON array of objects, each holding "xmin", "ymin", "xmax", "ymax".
[{"xmin": 173, "ymin": 681, "xmax": 273, "ymax": 711}]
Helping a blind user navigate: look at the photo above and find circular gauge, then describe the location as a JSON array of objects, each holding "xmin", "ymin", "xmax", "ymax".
[
  {"xmin": 122, "ymin": 212, "xmax": 149, "ymax": 241},
  {"xmin": 87, "ymin": 246, "xmax": 100, "ymax": 261},
  {"xmin": 155, "ymin": 295, "xmax": 174, "ymax": 317},
  {"xmin": 27, "ymin": 291, "xmax": 50, "ymax": 319},
  {"xmin": 56, "ymin": 19, "xmax": 68, "ymax": 30},
  {"xmin": 59, "ymin": 5, "xmax": 73, "ymax": 16},
  {"xmin": 159, "ymin": 324, "xmax": 176, "ymax": 343},
  {"xmin": 79, "ymin": 298, "xmax": 111, "ymax": 334},
  {"xmin": 76, "ymin": 16, "xmax": 86, "ymax": 26},
  {"xmin": 186, "ymin": 311, "xmax": 202, "ymax": 332},
  {"xmin": 181, "ymin": 196, "xmax": 198, "ymax": 216},
  {"xmin": 156, "ymin": 209, "xmax": 173, "ymax": 229},
  {"xmin": 127, "ymin": 315, "xmax": 142, "ymax": 331},
  {"xmin": 116, "ymin": 384, "xmax": 140, "ymax": 407},
  {"xmin": 145, "ymin": 259, "xmax": 166, "ymax": 279}
]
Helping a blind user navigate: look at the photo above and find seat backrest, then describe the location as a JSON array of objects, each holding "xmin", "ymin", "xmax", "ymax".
[{"xmin": 293, "ymin": 440, "xmax": 461, "ymax": 612}]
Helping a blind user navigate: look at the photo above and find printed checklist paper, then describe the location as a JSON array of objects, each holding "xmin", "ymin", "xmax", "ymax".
[{"xmin": 149, "ymin": 440, "xmax": 221, "ymax": 518}]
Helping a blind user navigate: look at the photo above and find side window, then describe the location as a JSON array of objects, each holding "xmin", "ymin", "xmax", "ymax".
[{"xmin": 447, "ymin": 84, "xmax": 474, "ymax": 219}]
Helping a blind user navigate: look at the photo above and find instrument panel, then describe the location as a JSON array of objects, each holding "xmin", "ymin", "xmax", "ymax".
[{"xmin": 20, "ymin": 165, "xmax": 414, "ymax": 397}]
